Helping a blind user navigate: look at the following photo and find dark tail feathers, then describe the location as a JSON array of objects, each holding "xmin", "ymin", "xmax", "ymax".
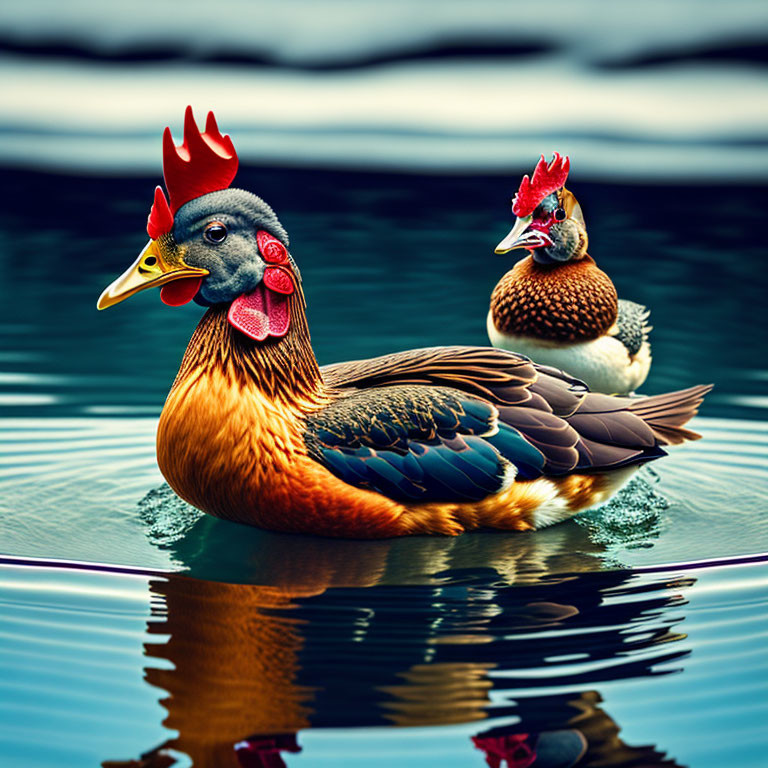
[{"xmin": 628, "ymin": 384, "xmax": 713, "ymax": 445}]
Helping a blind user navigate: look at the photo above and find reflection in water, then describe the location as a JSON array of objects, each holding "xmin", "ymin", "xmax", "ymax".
[{"xmin": 104, "ymin": 527, "xmax": 692, "ymax": 767}]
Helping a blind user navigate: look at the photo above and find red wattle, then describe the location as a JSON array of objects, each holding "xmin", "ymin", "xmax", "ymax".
[
  {"xmin": 228, "ymin": 284, "xmax": 290, "ymax": 341},
  {"xmin": 160, "ymin": 277, "xmax": 202, "ymax": 306},
  {"xmin": 263, "ymin": 266, "xmax": 295, "ymax": 295},
  {"xmin": 257, "ymin": 230, "xmax": 288, "ymax": 264}
]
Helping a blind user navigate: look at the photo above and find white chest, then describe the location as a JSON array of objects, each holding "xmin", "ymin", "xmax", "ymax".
[{"xmin": 487, "ymin": 311, "xmax": 650, "ymax": 395}]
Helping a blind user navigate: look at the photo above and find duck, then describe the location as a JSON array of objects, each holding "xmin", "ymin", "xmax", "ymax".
[
  {"xmin": 97, "ymin": 108, "xmax": 710, "ymax": 539},
  {"xmin": 488, "ymin": 153, "xmax": 652, "ymax": 395}
]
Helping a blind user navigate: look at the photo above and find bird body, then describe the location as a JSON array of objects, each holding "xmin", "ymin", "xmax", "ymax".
[
  {"xmin": 153, "ymin": 295, "xmax": 705, "ymax": 539},
  {"xmin": 489, "ymin": 154, "xmax": 651, "ymax": 395},
  {"xmin": 99, "ymin": 109, "xmax": 709, "ymax": 539},
  {"xmin": 488, "ymin": 254, "xmax": 651, "ymax": 394},
  {"xmin": 156, "ymin": 302, "xmax": 411, "ymax": 538}
]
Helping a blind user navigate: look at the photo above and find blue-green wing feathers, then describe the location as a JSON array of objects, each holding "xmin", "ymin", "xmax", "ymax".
[{"xmin": 310, "ymin": 346, "xmax": 708, "ymax": 504}]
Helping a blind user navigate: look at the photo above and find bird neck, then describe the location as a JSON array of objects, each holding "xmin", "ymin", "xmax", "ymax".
[
  {"xmin": 534, "ymin": 223, "xmax": 588, "ymax": 265},
  {"xmin": 170, "ymin": 284, "xmax": 325, "ymax": 408}
]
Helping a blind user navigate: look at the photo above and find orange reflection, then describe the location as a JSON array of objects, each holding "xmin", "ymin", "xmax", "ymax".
[{"xmin": 103, "ymin": 522, "xmax": 690, "ymax": 767}]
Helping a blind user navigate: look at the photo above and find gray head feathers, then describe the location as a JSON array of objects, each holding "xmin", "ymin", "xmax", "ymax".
[{"xmin": 171, "ymin": 188, "xmax": 298, "ymax": 306}]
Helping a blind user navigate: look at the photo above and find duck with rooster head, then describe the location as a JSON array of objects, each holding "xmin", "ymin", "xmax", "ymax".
[
  {"xmin": 488, "ymin": 153, "xmax": 652, "ymax": 395},
  {"xmin": 98, "ymin": 109, "xmax": 709, "ymax": 538}
]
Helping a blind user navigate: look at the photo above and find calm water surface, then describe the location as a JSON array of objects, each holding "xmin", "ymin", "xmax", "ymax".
[{"xmin": 0, "ymin": 167, "xmax": 767, "ymax": 767}]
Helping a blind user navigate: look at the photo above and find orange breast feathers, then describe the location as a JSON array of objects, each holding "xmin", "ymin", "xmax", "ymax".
[
  {"xmin": 490, "ymin": 255, "xmax": 618, "ymax": 343},
  {"xmin": 156, "ymin": 363, "xmax": 415, "ymax": 538}
]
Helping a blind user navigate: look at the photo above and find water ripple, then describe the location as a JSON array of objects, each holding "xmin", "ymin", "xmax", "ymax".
[{"xmin": 1, "ymin": 556, "xmax": 765, "ymax": 767}]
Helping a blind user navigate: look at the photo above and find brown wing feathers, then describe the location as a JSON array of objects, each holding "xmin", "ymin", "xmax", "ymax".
[
  {"xmin": 321, "ymin": 345, "xmax": 710, "ymax": 477},
  {"xmin": 497, "ymin": 406, "xmax": 581, "ymax": 474},
  {"xmin": 322, "ymin": 347, "xmax": 537, "ymax": 406},
  {"xmin": 520, "ymin": 376, "xmax": 711, "ymax": 471},
  {"xmin": 626, "ymin": 384, "xmax": 713, "ymax": 445}
]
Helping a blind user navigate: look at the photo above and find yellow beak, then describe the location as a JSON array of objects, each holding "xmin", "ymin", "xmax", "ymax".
[{"xmin": 96, "ymin": 240, "xmax": 209, "ymax": 310}]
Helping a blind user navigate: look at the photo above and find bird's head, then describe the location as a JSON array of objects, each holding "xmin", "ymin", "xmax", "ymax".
[
  {"xmin": 97, "ymin": 107, "xmax": 297, "ymax": 341},
  {"xmin": 495, "ymin": 153, "xmax": 587, "ymax": 265}
]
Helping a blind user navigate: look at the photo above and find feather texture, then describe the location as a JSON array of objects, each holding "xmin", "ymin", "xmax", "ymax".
[
  {"xmin": 304, "ymin": 386, "xmax": 530, "ymax": 502},
  {"xmin": 489, "ymin": 255, "xmax": 618, "ymax": 343},
  {"xmin": 310, "ymin": 344, "xmax": 711, "ymax": 503},
  {"xmin": 157, "ymin": 305, "xmax": 711, "ymax": 537},
  {"xmin": 323, "ymin": 346, "xmax": 537, "ymax": 406},
  {"xmin": 614, "ymin": 299, "xmax": 651, "ymax": 358}
]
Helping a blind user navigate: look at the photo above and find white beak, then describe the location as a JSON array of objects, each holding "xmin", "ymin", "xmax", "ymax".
[{"xmin": 495, "ymin": 216, "xmax": 553, "ymax": 254}]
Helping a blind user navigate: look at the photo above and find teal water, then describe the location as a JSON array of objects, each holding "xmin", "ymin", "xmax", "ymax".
[
  {"xmin": 2, "ymin": 556, "xmax": 766, "ymax": 767},
  {"xmin": 1, "ymin": 167, "xmax": 767, "ymax": 767}
]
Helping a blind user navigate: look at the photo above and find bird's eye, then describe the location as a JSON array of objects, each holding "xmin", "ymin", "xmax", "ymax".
[
  {"xmin": 204, "ymin": 222, "xmax": 227, "ymax": 244},
  {"xmin": 554, "ymin": 207, "xmax": 567, "ymax": 221}
]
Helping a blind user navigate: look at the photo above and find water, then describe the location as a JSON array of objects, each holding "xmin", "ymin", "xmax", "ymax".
[
  {"xmin": 2, "ymin": 556, "xmax": 766, "ymax": 767},
  {"xmin": 1, "ymin": 165, "xmax": 767, "ymax": 767}
]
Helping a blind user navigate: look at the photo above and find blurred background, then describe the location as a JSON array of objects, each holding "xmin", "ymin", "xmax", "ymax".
[{"xmin": 1, "ymin": 0, "xmax": 767, "ymax": 178}]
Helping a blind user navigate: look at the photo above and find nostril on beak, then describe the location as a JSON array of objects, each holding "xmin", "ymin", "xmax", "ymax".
[{"xmin": 138, "ymin": 256, "xmax": 159, "ymax": 275}]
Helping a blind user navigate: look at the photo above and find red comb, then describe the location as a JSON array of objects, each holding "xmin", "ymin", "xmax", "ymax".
[
  {"xmin": 512, "ymin": 152, "xmax": 570, "ymax": 217},
  {"xmin": 146, "ymin": 106, "xmax": 238, "ymax": 239},
  {"xmin": 147, "ymin": 185, "xmax": 174, "ymax": 239},
  {"xmin": 163, "ymin": 106, "xmax": 238, "ymax": 212}
]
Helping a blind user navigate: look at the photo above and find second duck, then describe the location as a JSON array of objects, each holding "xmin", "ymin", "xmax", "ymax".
[{"xmin": 488, "ymin": 153, "xmax": 651, "ymax": 395}]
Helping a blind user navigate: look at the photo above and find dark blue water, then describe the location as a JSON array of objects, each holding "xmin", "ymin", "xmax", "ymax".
[{"xmin": 1, "ymin": 167, "xmax": 767, "ymax": 767}]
